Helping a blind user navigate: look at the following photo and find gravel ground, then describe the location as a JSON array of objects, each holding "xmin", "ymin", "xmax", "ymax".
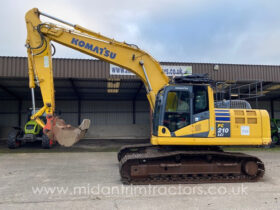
[{"xmin": 0, "ymin": 150, "xmax": 279, "ymax": 210}]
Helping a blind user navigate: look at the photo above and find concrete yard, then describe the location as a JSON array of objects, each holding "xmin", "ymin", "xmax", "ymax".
[{"xmin": 0, "ymin": 148, "xmax": 280, "ymax": 210}]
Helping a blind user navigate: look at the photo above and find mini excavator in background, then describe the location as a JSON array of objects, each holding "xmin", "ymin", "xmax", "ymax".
[{"xmin": 25, "ymin": 8, "xmax": 271, "ymax": 184}]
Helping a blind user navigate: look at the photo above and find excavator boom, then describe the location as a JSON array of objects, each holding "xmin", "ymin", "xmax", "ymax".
[{"xmin": 25, "ymin": 8, "xmax": 169, "ymax": 146}]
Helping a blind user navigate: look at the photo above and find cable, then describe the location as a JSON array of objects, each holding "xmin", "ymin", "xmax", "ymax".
[
  {"xmin": 32, "ymin": 38, "xmax": 47, "ymax": 56},
  {"xmin": 51, "ymin": 43, "xmax": 56, "ymax": 56},
  {"xmin": 27, "ymin": 24, "xmax": 45, "ymax": 50},
  {"xmin": 31, "ymin": 25, "xmax": 56, "ymax": 57},
  {"xmin": 32, "ymin": 24, "xmax": 48, "ymax": 56}
]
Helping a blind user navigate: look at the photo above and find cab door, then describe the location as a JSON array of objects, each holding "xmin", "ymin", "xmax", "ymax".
[
  {"xmin": 189, "ymin": 85, "xmax": 210, "ymax": 137},
  {"xmin": 161, "ymin": 85, "xmax": 210, "ymax": 137},
  {"xmin": 155, "ymin": 85, "xmax": 211, "ymax": 138},
  {"xmin": 163, "ymin": 87, "xmax": 192, "ymax": 136}
]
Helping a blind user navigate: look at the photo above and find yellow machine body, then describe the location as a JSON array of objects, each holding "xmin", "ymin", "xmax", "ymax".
[
  {"xmin": 152, "ymin": 109, "xmax": 271, "ymax": 146},
  {"xmin": 152, "ymin": 86, "xmax": 271, "ymax": 146},
  {"xmin": 25, "ymin": 8, "xmax": 271, "ymax": 147}
]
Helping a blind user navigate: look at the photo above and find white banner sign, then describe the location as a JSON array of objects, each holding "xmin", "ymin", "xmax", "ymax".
[{"xmin": 110, "ymin": 64, "xmax": 192, "ymax": 76}]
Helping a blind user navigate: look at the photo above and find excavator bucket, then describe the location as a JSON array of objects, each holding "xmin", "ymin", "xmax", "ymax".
[{"xmin": 45, "ymin": 117, "xmax": 91, "ymax": 147}]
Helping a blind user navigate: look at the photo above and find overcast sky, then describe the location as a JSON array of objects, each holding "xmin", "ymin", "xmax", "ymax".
[{"xmin": 1, "ymin": 0, "xmax": 280, "ymax": 65}]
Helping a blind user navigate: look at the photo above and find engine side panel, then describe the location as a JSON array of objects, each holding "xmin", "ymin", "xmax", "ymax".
[{"xmin": 153, "ymin": 108, "xmax": 271, "ymax": 146}]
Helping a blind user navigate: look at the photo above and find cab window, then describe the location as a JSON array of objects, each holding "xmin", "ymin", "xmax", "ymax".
[
  {"xmin": 164, "ymin": 91, "xmax": 190, "ymax": 132},
  {"xmin": 193, "ymin": 86, "xmax": 208, "ymax": 114},
  {"xmin": 153, "ymin": 90, "xmax": 163, "ymax": 135}
]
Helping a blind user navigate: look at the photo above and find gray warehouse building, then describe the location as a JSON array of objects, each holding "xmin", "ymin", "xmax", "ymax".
[{"xmin": 1, "ymin": 56, "xmax": 280, "ymax": 139}]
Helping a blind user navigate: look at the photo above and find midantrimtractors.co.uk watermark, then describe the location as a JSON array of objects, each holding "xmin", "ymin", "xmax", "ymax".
[{"xmin": 32, "ymin": 184, "xmax": 248, "ymax": 198}]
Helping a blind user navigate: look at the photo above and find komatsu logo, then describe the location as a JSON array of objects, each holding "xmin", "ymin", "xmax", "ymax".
[{"xmin": 71, "ymin": 38, "xmax": 117, "ymax": 59}]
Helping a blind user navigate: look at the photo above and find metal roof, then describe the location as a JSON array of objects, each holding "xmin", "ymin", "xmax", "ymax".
[
  {"xmin": 0, "ymin": 57, "xmax": 136, "ymax": 79},
  {"xmin": 1, "ymin": 56, "xmax": 280, "ymax": 102},
  {"xmin": 1, "ymin": 56, "xmax": 280, "ymax": 82}
]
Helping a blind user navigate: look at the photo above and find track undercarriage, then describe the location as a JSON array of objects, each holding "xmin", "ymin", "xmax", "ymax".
[{"xmin": 118, "ymin": 144, "xmax": 265, "ymax": 185}]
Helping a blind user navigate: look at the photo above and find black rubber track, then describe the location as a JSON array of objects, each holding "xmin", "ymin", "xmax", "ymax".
[{"xmin": 119, "ymin": 146, "xmax": 265, "ymax": 185}]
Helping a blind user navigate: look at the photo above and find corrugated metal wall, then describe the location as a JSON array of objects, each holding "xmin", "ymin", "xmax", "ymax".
[
  {"xmin": 135, "ymin": 101, "xmax": 150, "ymax": 124},
  {"xmin": 0, "ymin": 57, "xmax": 135, "ymax": 79},
  {"xmin": 0, "ymin": 100, "xmax": 18, "ymax": 127},
  {"xmin": 1, "ymin": 98, "xmax": 278, "ymax": 123},
  {"xmin": 162, "ymin": 62, "xmax": 280, "ymax": 82},
  {"xmin": 273, "ymin": 101, "xmax": 280, "ymax": 118},
  {"xmin": 1, "ymin": 57, "xmax": 280, "ymax": 82},
  {"xmin": 1, "ymin": 98, "xmax": 280, "ymax": 139},
  {"xmin": 1, "ymin": 99, "xmax": 278, "ymax": 126},
  {"xmin": 249, "ymin": 101, "xmax": 271, "ymax": 115},
  {"xmin": 82, "ymin": 101, "xmax": 133, "ymax": 125},
  {"xmin": 56, "ymin": 101, "xmax": 79, "ymax": 126},
  {"xmin": 0, "ymin": 99, "xmax": 149, "ymax": 128},
  {"xmin": 0, "ymin": 57, "xmax": 27, "ymax": 77}
]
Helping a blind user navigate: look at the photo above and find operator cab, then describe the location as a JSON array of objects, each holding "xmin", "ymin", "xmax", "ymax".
[{"xmin": 153, "ymin": 75, "xmax": 211, "ymax": 137}]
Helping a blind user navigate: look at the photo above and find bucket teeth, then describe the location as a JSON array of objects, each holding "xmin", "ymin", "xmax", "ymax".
[{"xmin": 79, "ymin": 119, "xmax": 91, "ymax": 130}]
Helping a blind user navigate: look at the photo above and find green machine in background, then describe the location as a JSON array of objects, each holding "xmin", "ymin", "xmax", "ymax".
[
  {"xmin": 271, "ymin": 118, "xmax": 280, "ymax": 146},
  {"xmin": 7, "ymin": 108, "xmax": 53, "ymax": 149}
]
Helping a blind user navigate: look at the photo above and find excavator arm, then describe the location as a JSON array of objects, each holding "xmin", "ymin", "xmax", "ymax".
[{"xmin": 25, "ymin": 8, "xmax": 169, "ymax": 146}]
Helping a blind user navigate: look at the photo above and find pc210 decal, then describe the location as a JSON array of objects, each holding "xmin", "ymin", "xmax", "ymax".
[{"xmin": 216, "ymin": 123, "xmax": 230, "ymax": 137}]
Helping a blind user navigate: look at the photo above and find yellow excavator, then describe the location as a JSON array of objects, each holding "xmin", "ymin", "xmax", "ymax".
[{"xmin": 25, "ymin": 8, "xmax": 271, "ymax": 184}]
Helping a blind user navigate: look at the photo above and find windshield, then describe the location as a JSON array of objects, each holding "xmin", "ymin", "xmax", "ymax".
[
  {"xmin": 164, "ymin": 90, "xmax": 190, "ymax": 132},
  {"xmin": 165, "ymin": 91, "xmax": 190, "ymax": 113}
]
